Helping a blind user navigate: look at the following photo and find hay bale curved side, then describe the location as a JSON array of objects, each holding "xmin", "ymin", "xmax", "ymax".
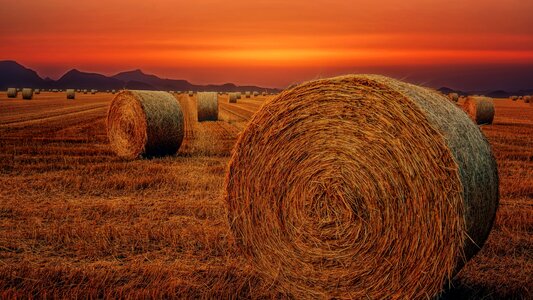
[
  {"xmin": 229, "ymin": 93, "xmax": 238, "ymax": 103},
  {"xmin": 107, "ymin": 90, "xmax": 184, "ymax": 159},
  {"xmin": 197, "ymin": 92, "xmax": 218, "ymax": 121},
  {"xmin": 225, "ymin": 74, "xmax": 499, "ymax": 299},
  {"xmin": 7, "ymin": 88, "xmax": 18, "ymax": 98},
  {"xmin": 66, "ymin": 89, "xmax": 76, "ymax": 100},
  {"xmin": 22, "ymin": 88, "xmax": 33, "ymax": 100},
  {"xmin": 463, "ymin": 96, "xmax": 495, "ymax": 125}
]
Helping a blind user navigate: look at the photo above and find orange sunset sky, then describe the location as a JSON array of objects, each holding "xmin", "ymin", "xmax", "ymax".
[{"xmin": 1, "ymin": 0, "xmax": 532, "ymax": 90}]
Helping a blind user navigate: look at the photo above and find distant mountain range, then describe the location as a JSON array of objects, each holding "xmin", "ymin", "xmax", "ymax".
[
  {"xmin": 0, "ymin": 60, "xmax": 280, "ymax": 93},
  {"xmin": 1, "ymin": 60, "xmax": 532, "ymax": 97}
]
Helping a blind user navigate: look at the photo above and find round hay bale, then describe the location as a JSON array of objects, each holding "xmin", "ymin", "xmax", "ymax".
[
  {"xmin": 448, "ymin": 92, "xmax": 459, "ymax": 102},
  {"xmin": 197, "ymin": 92, "xmax": 218, "ymax": 121},
  {"xmin": 225, "ymin": 74, "xmax": 499, "ymax": 299},
  {"xmin": 91, "ymin": 89, "xmax": 97, "ymax": 94},
  {"xmin": 229, "ymin": 92, "xmax": 238, "ymax": 103},
  {"xmin": 463, "ymin": 96, "xmax": 495, "ymax": 125},
  {"xmin": 524, "ymin": 95, "xmax": 531, "ymax": 103},
  {"xmin": 66, "ymin": 89, "xmax": 76, "ymax": 100},
  {"xmin": 83, "ymin": 89, "xmax": 88, "ymax": 94},
  {"xmin": 34, "ymin": 89, "xmax": 41, "ymax": 94},
  {"xmin": 236, "ymin": 92, "xmax": 242, "ymax": 99},
  {"xmin": 7, "ymin": 88, "xmax": 18, "ymax": 98},
  {"xmin": 262, "ymin": 91, "xmax": 267, "ymax": 96},
  {"xmin": 510, "ymin": 96, "xmax": 518, "ymax": 101},
  {"xmin": 188, "ymin": 91, "xmax": 194, "ymax": 97},
  {"xmin": 253, "ymin": 91, "xmax": 259, "ymax": 97},
  {"xmin": 111, "ymin": 89, "xmax": 116, "ymax": 94},
  {"xmin": 106, "ymin": 90, "xmax": 185, "ymax": 159},
  {"xmin": 245, "ymin": 91, "xmax": 251, "ymax": 98},
  {"xmin": 22, "ymin": 88, "xmax": 33, "ymax": 100}
]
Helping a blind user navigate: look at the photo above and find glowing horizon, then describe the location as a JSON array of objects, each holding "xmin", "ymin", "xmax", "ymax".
[{"xmin": 1, "ymin": 0, "xmax": 532, "ymax": 89}]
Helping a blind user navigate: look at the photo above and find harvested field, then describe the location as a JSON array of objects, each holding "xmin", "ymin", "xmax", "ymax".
[{"xmin": 0, "ymin": 91, "xmax": 531, "ymax": 299}]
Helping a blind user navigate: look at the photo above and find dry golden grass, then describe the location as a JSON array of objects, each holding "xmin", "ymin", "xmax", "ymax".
[{"xmin": 0, "ymin": 91, "xmax": 531, "ymax": 299}]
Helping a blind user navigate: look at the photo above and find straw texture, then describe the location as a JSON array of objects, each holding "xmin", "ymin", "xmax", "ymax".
[
  {"xmin": 7, "ymin": 88, "xmax": 17, "ymax": 98},
  {"xmin": 22, "ymin": 88, "xmax": 33, "ymax": 100},
  {"xmin": 107, "ymin": 90, "xmax": 184, "ymax": 159},
  {"xmin": 448, "ymin": 93, "xmax": 459, "ymax": 102},
  {"xmin": 463, "ymin": 96, "xmax": 495, "ymax": 125},
  {"xmin": 197, "ymin": 92, "xmax": 218, "ymax": 121},
  {"xmin": 229, "ymin": 93, "xmax": 238, "ymax": 103},
  {"xmin": 66, "ymin": 89, "xmax": 75, "ymax": 100},
  {"xmin": 225, "ymin": 74, "xmax": 499, "ymax": 299}
]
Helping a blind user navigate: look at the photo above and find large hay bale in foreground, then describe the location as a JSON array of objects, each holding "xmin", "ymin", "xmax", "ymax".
[
  {"xmin": 7, "ymin": 88, "xmax": 17, "ymax": 98},
  {"xmin": 22, "ymin": 88, "xmax": 33, "ymax": 100},
  {"xmin": 107, "ymin": 91, "xmax": 184, "ymax": 159},
  {"xmin": 197, "ymin": 92, "xmax": 218, "ymax": 121},
  {"xmin": 225, "ymin": 74, "xmax": 499, "ymax": 299},
  {"xmin": 229, "ymin": 93, "xmax": 238, "ymax": 103},
  {"xmin": 66, "ymin": 89, "xmax": 76, "ymax": 100},
  {"xmin": 463, "ymin": 96, "xmax": 495, "ymax": 125}
]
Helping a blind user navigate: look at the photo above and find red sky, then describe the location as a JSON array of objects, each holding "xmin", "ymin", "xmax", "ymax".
[{"xmin": 1, "ymin": 0, "xmax": 532, "ymax": 90}]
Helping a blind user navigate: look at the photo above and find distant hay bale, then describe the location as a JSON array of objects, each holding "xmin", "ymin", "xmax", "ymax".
[
  {"xmin": 7, "ymin": 88, "xmax": 18, "ymax": 98},
  {"xmin": 245, "ymin": 91, "xmax": 251, "ymax": 98},
  {"xmin": 463, "ymin": 96, "xmax": 495, "ymax": 125},
  {"xmin": 236, "ymin": 92, "xmax": 242, "ymax": 99},
  {"xmin": 107, "ymin": 90, "xmax": 184, "ymax": 159},
  {"xmin": 52, "ymin": 89, "xmax": 58, "ymax": 93},
  {"xmin": 253, "ymin": 91, "xmax": 259, "ymax": 97},
  {"xmin": 262, "ymin": 91, "xmax": 267, "ymax": 96},
  {"xmin": 188, "ymin": 91, "xmax": 194, "ymax": 97},
  {"xmin": 197, "ymin": 92, "xmax": 218, "ymax": 121},
  {"xmin": 111, "ymin": 90, "xmax": 116, "ymax": 94},
  {"xmin": 22, "ymin": 88, "xmax": 33, "ymax": 100},
  {"xmin": 225, "ymin": 74, "xmax": 499, "ymax": 299},
  {"xmin": 229, "ymin": 93, "xmax": 238, "ymax": 103},
  {"xmin": 66, "ymin": 89, "xmax": 76, "ymax": 100},
  {"xmin": 524, "ymin": 95, "xmax": 531, "ymax": 103},
  {"xmin": 34, "ymin": 89, "xmax": 41, "ymax": 94},
  {"xmin": 91, "ymin": 89, "xmax": 97, "ymax": 94},
  {"xmin": 510, "ymin": 96, "xmax": 518, "ymax": 101},
  {"xmin": 448, "ymin": 93, "xmax": 459, "ymax": 102},
  {"xmin": 83, "ymin": 89, "xmax": 88, "ymax": 94}
]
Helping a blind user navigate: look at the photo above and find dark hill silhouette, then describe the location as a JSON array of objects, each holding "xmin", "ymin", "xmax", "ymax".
[
  {"xmin": 0, "ymin": 60, "xmax": 46, "ymax": 90},
  {"xmin": 56, "ymin": 69, "xmax": 124, "ymax": 90},
  {"xmin": 0, "ymin": 60, "xmax": 280, "ymax": 93}
]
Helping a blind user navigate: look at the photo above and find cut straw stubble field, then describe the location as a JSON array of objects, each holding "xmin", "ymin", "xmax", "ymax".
[{"xmin": 0, "ymin": 91, "xmax": 530, "ymax": 299}]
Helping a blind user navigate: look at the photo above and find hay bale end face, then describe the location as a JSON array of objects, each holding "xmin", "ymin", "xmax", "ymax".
[
  {"xmin": 7, "ymin": 88, "xmax": 18, "ymax": 98},
  {"xmin": 107, "ymin": 90, "xmax": 185, "ymax": 159},
  {"xmin": 225, "ymin": 74, "xmax": 499, "ymax": 299},
  {"xmin": 66, "ymin": 89, "xmax": 76, "ymax": 100},
  {"xmin": 22, "ymin": 88, "xmax": 33, "ymax": 100},
  {"xmin": 196, "ymin": 92, "xmax": 218, "ymax": 121},
  {"xmin": 229, "ymin": 93, "xmax": 238, "ymax": 103},
  {"xmin": 463, "ymin": 96, "xmax": 495, "ymax": 125}
]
